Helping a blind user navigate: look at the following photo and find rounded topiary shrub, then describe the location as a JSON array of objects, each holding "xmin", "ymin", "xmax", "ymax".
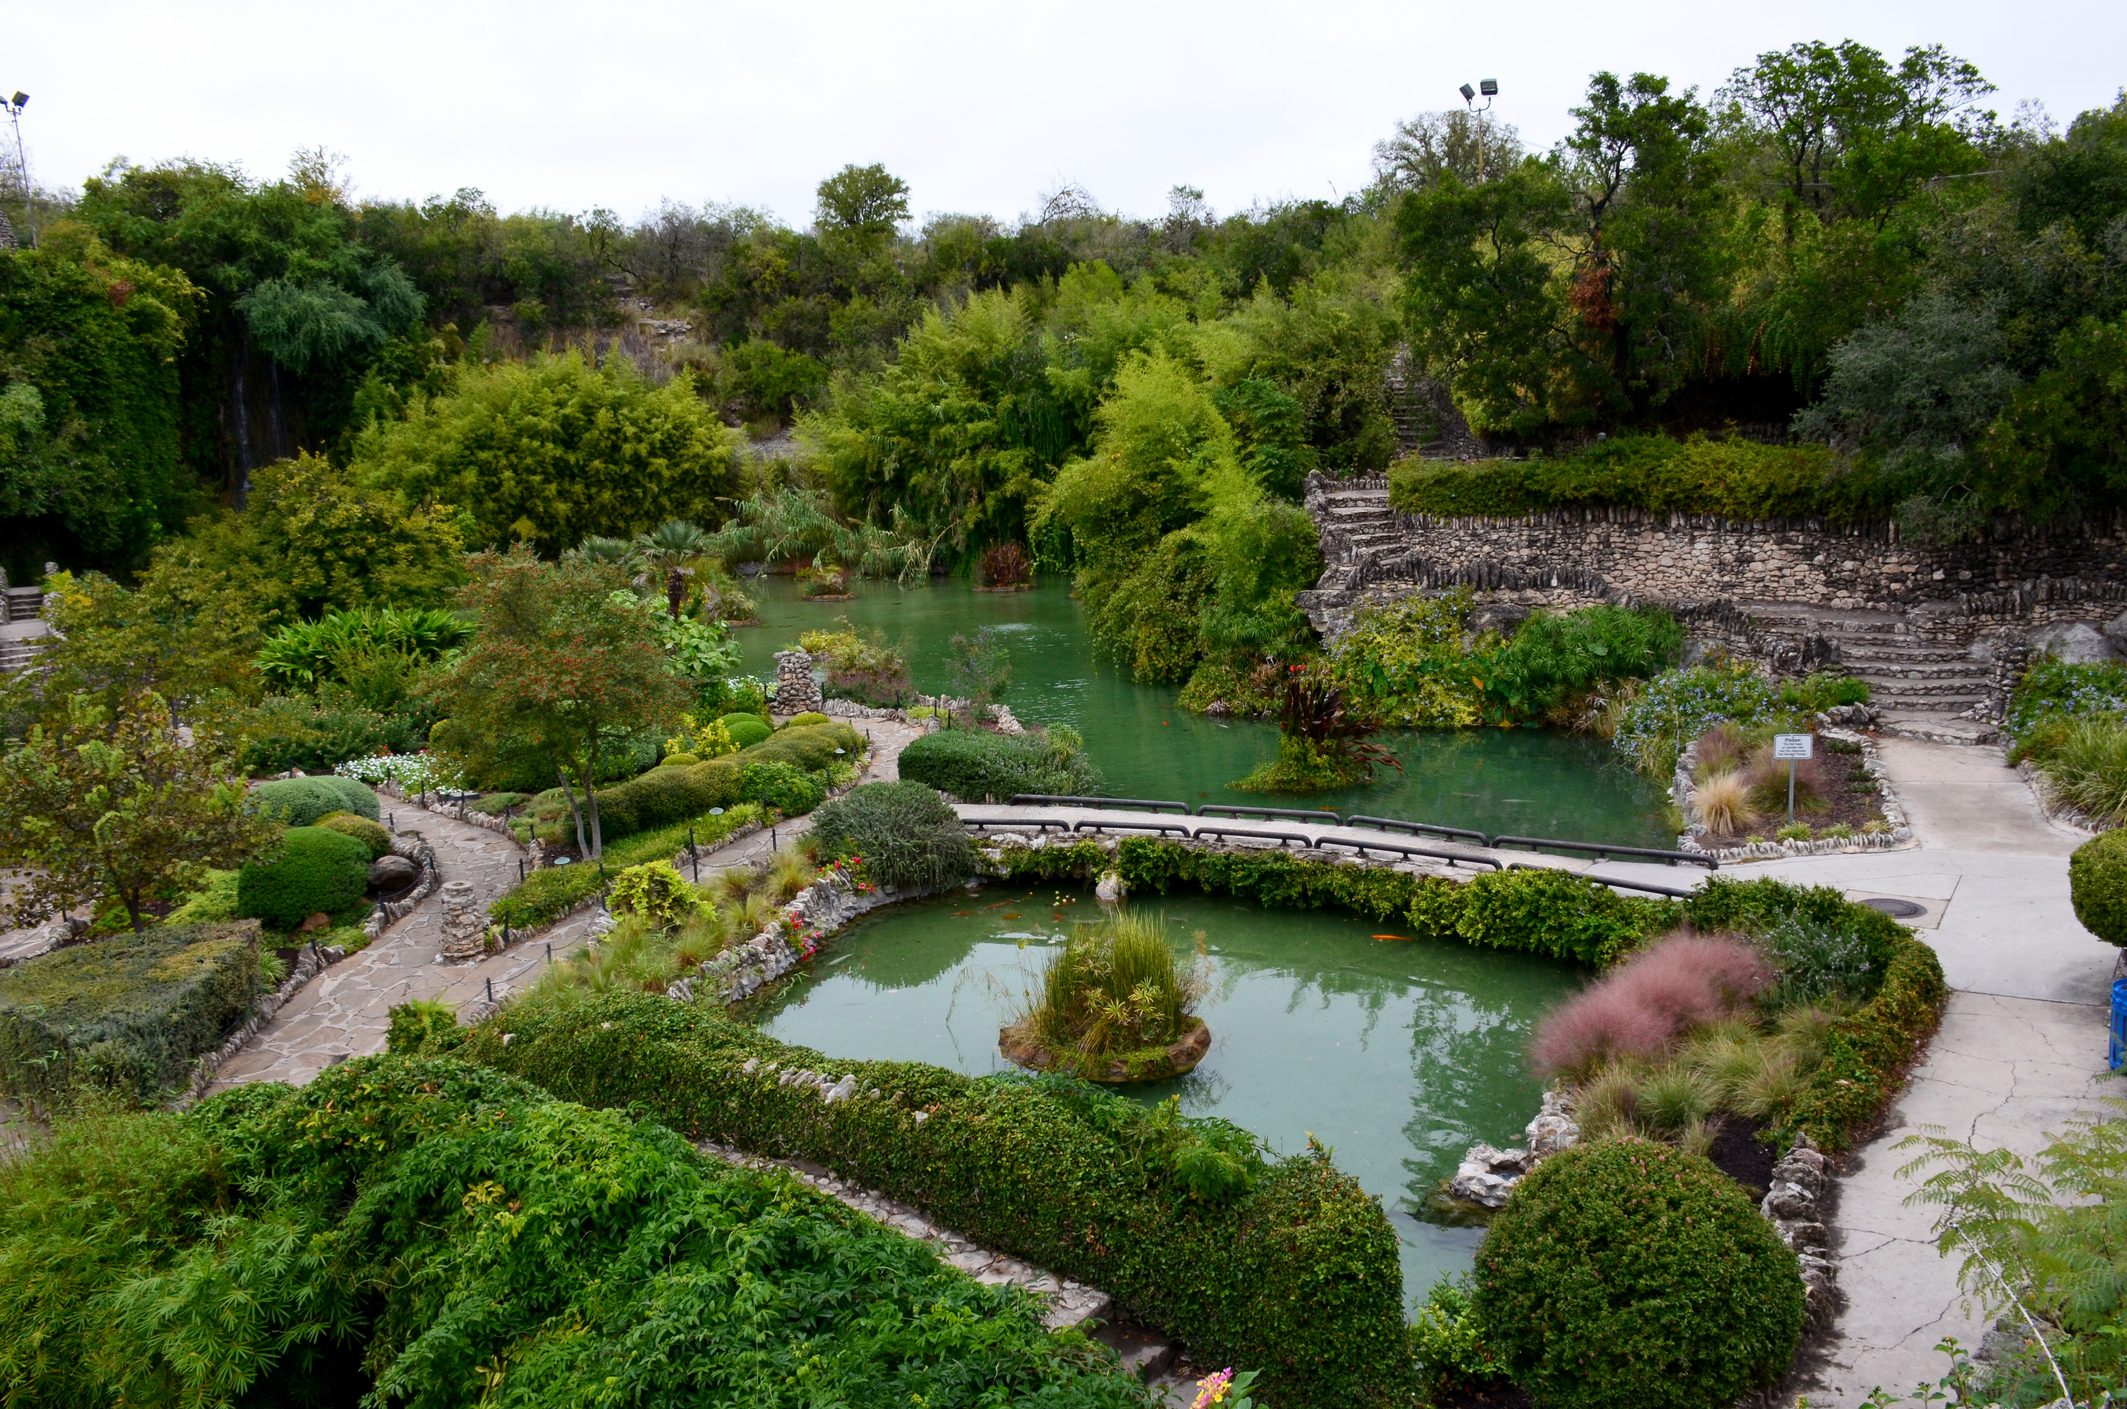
[
  {"xmin": 785, "ymin": 711, "xmax": 831, "ymax": 728},
  {"xmin": 1473, "ymin": 1138, "xmax": 1805, "ymax": 1409},
  {"xmin": 739, "ymin": 760, "xmax": 825, "ymax": 815},
  {"xmin": 2069, "ymin": 829, "xmax": 2127, "ymax": 946},
  {"xmin": 251, "ymin": 775, "xmax": 379, "ymax": 827},
  {"xmin": 719, "ymin": 714, "xmax": 773, "ymax": 748},
  {"xmin": 811, "ymin": 780, "xmax": 975, "ymax": 892},
  {"xmin": 237, "ymin": 826, "xmax": 372, "ymax": 929},
  {"xmin": 315, "ymin": 809, "xmax": 393, "ymax": 859}
]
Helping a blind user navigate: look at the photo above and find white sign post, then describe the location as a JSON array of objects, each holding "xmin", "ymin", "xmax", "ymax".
[{"xmin": 1773, "ymin": 733, "xmax": 1814, "ymax": 824}]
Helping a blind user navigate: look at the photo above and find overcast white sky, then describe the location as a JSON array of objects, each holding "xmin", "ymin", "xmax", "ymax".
[{"xmin": 14, "ymin": 1, "xmax": 2125, "ymax": 228}]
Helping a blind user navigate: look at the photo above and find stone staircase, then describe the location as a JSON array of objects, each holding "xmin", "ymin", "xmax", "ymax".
[{"xmin": 1735, "ymin": 604, "xmax": 1997, "ymax": 732}]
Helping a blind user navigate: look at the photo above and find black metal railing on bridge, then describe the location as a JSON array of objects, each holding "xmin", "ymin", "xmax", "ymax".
[{"xmin": 1004, "ymin": 795, "xmax": 1713, "ymax": 870}]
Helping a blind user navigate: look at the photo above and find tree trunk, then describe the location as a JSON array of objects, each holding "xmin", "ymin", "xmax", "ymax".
[
  {"xmin": 587, "ymin": 781, "xmax": 605, "ymax": 860},
  {"xmin": 666, "ymin": 566, "xmax": 685, "ymax": 620},
  {"xmin": 556, "ymin": 765, "xmax": 590, "ymax": 858}
]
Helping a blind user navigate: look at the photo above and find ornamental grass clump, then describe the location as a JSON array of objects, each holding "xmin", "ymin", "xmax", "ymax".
[
  {"xmin": 1005, "ymin": 912, "xmax": 1206, "ymax": 1081},
  {"xmin": 1530, "ymin": 931, "xmax": 1773, "ymax": 1078}
]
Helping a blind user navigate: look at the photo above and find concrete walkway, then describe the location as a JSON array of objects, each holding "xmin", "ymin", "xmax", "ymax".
[
  {"xmin": 211, "ymin": 720, "xmax": 926, "ymax": 1090},
  {"xmin": 1765, "ymin": 741, "xmax": 2116, "ymax": 1405}
]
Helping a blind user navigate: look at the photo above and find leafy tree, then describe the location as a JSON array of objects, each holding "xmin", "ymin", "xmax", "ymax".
[
  {"xmin": 428, "ymin": 550, "xmax": 685, "ymax": 858},
  {"xmin": 815, "ymin": 163, "xmax": 911, "ymax": 242},
  {"xmin": 354, "ymin": 351, "xmax": 740, "ymax": 551},
  {"xmin": 76, "ymin": 159, "xmax": 425, "ymax": 493},
  {"xmin": 1372, "ymin": 109, "xmax": 1526, "ymax": 193},
  {"xmin": 0, "ymin": 234, "xmax": 202, "ymax": 577},
  {"xmin": 0, "ymin": 692, "xmax": 273, "ymax": 933},
  {"xmin": 1397, "ymin": 162, "xmax": 1592, "ymax": 435},
  {"xmin": 1561, "ymin": 72, "xmax": 1728, "ymax": 410},
  {"xmin": 170, "ymin": 451, "xmax": 469, "ymax": 625},
  {"xmin": 5, "ymin": 568, "xmax": 266, "ymax": 726}
]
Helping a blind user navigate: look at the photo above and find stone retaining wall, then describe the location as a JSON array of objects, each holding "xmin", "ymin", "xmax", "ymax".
[
  {"xmin": 1315, "ymin": 482, "xmax": 2127, "ymax": 615},
  {"xmin": 362, "ymin": 832, "xmax": 438, "ymax": 942}
]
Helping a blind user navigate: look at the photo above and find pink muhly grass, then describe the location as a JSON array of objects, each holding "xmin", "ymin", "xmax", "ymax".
[{"xmin": 1530, "ymin": 930, "xmax": 1774, "ymax": 1078}]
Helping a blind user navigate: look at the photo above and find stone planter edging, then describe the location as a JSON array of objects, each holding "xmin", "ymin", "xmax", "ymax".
[
  {"xmin": 363, "ymin": 831, "xmax": 439, "ymax": 941},
  {"xmin": 2014, "ymin": 759, "xmax": 2105, "ymax": 837},
  {"xmin": 1675, "ymin": 726, "xmax": 1915, "ymax": 864},
  {"xmin": 184, "ymin": 933, "xmax": 346, "ymax": 1101}
]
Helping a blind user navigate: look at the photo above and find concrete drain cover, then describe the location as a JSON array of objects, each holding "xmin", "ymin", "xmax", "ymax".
[{"xmin": 1862, "ymin": 897, "xmax": 1927, "ymax": 919}]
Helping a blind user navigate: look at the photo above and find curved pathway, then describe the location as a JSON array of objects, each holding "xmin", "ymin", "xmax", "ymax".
[{"xmin": 211, "ymin": 720, "xmax": 927, "ymax": 1092}]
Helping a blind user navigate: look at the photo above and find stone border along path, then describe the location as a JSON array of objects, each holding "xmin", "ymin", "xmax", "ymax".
[
  {"xmin": 209, "ymin": 717, "xmax": 927, "ymax": 1092},
  {"xmin": 962, "ymin": 736, "xmax": 2121, "ymax": 1405}
]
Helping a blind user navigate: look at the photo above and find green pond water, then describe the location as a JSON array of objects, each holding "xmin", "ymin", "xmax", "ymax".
[
  {"xmin": 757, "ymin": 885, "xmax": 1584, "ymax": 1306},
  {"xmin": 731, "ymin": 576, "xmax": 1672, "ymax": 846}
]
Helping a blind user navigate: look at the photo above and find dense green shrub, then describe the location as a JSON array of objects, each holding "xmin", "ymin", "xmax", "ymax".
[
  {"xmin": 719, "ymin": 713, "xmax": 774, "ymax": 747},
  {"xmin": 2069, "ymin": 830, "xmax": 2127, "ymax": 946},
  {"xmin": 2005, "ymin": 655, "xmax": 2127, "ymax": 750},
  {"xmin": 797, "ymin": 628, "xmax": 913, "ymax": 706},
  {"xmin": 1474, "ymin": 1139, "xmax": 1806, "ymax": 1409},
  {"xmin": 236, "ymin": 826, "xmax": 371, "ymax": 929},
  {"xmin": 607, "ymin": 862, "xmax": 714, "ymax": 931},
  {"xmin": 232, "ymin": 690, "xmax": 427, "ymax": 775},
  {"xmin": 0, "ymin": 1055, "xmax": 1150, "ymax": 1407},
  {"xmin": 1610, "ymin": 661, "xmax": 1779, "ymax": 776},
  {"xmin": 315, "ymin": 809, "xmax": 392, "ymax": 859},
  {"xmin": 1388, "ymin": 434, "xmax": 1878, "ymax": 522},
  {"xmin": 165, "ymin": 869, "xmax": 241, "ymax": 926},
  {"xmin": 0, "ymin": 922, "xmax": 263, "ymax": 1109},
  {"xmin": 735, "ymin": 720, "xmax": 863, "ymax": 773},
  {"xmin": 384, "ymin": 998, "xmax": 464, "ymax": 1056},
  {"xmin": 786, "ymin": 710, "xmax": 832, "ymax": 727},
  {"xmin": 249, "ymin": 775, "xmax": 379, "ymax": 827},
  {"xmin": 898, "ymin": 726, "xmax": 1101, "ymax": 802},
  {"xmin": 811, "ymin": 781, "xmax": 977, "ymax": 891},
  {"xmin": 462, "ymin": 990, "xmax": 1414, "ymax": 1409},
  {"xmin": 740, "ymin": 760, "xmax": 826, "ymax": 815}
]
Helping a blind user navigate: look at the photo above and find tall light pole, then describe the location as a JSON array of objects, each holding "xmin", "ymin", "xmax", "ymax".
[
  {"xmin": 1458, "ymin": 78, "xmax": 1499, "ymax": 182},
  {"xmin": 2, "ymin": 92, "xmax": 30, "ymax": 248}
]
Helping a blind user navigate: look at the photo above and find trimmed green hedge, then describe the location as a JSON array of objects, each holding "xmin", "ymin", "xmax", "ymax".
[
  {"xmin": 1101, "ymin": 839, "xmax": 1669, "ymax": 967},
  {"xmin": 0, "ymin": 922, "xmax": 263, "ymax": 1108},
  {"xmin": 994, "ymin": 843, "xmax": 1946, "ymax": 1150},
  {"xmin": 1387, "ymin": 434, "xmax": 1893, "ymax": 524},
  {"xmin": 1475, "ymin": 1139, "xmax": 1806, "ymax": 1409},
  {"xmin": 2069, "ymin": 829, "xmax": 2127, "ymax": 946},
  {"xmin": 735, "ymin": 720, "xmax": 863, "ymax": 773},
  {"xmin": 236, "ymin": 826, "xmax": 371, "ymax": 929},
  {"xmin": 461, "ymin": 990, "xmax": 1414, "ymax": 1409},
  {"xmin": 898, "ymin": 727, "xmax": 1102, "ymax": 803},
  {"xmin": 316, "ymin": 809, "xmax": 392, "ymax": 859},
  {"xmin": 250, "ymin": 775, "xmax": 378, "ymax": 827}
]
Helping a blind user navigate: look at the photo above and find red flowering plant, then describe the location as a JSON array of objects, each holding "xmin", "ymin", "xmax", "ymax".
[{"xmin": 814, "ymin": 854, "xmax": 875, "ymax": 896}]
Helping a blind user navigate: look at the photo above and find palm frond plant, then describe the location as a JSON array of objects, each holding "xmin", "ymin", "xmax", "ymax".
[{"xmin": 1233, "ymin": 662, "xmax": 1403, "ymax": 793}]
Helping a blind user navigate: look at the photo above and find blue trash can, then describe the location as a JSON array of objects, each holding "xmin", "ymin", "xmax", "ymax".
[{"xmin": 2112, "ymin": 978, "xmax": 2127, "ymax": 1072}]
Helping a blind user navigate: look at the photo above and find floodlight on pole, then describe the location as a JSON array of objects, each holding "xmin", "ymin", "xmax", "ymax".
[
  {"xmin": 1459, "ymin": 78, "xmax": 1499, "ymax": 183},
  {"xmin": 2, "ymin": 91, "xmax": 31, "ymax": 248}
]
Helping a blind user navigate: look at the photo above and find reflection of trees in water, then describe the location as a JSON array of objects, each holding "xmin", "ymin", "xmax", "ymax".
[{"xmin": 1398, "ymin": 980, "xmax": 1548, "ymax": 1214}]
